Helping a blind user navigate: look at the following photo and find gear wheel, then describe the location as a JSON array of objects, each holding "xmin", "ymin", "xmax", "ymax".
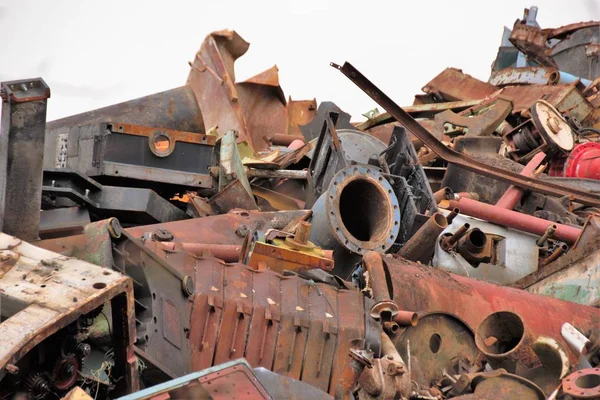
[
  {"xmin": 51, "ymin": 355, "xmax": 81, "ymax": 391},
  {"xmin": 23, "ymin": 372, "xmax": 51, "ymax": 400}
]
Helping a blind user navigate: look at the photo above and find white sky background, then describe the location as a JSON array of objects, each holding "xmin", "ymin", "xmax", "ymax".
[{"xmin": 0, "ymin": 0, "xmax": 599, "ymax": 123}]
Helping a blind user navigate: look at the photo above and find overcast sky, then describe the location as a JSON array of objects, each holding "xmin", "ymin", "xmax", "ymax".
[{"xmin": 0, "ymin": 0, "xmax": 599, "ymax": 123}]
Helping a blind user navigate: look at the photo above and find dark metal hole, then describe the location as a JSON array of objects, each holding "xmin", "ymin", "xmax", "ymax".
[
  {"xmin": 339, "ymin": 179, "xmax": 389, "ymax": 242},
  {"xmin": 576, "ymin": 374, "xmax": 600, "ymax": 389},
  {"xmin": 430, "ymin": 334, "xmax": 441, "ymax": 353}
]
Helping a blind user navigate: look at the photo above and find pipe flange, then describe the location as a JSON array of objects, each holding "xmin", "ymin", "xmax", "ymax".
[
  {"xmin": 325, "ymin": 165, "xmax": 400, "ymax": 255},
  {"xmin": 370, "ymin": 299, "xmax": 400, "ymax": 320},
  {"xmin": 563, "ymin": 368, "xmax": 600, "ymax": 399}
]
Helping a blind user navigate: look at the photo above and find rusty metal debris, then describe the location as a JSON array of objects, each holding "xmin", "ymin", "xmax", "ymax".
[{"xmin": 3, "ymin": 7, "xmax": 600, "ymax": 400}]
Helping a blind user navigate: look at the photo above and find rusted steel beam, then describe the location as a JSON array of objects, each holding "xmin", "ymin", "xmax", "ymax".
[
  {"xmin": 440, "ymin": 197, "xmax": 581, "ymax": 244},
  {"xmin": 387, "ymin": 256, "xmax": 600, "ymax": 363},
  {"xmin": 159, "ymin": 242, "xmax": 241, "ymax": 262},
  {"xmin": 496, "ymin": 152, "xmax": 547, "ymax": 210},
  {"xmin": 331, "ymin": 61, "xmax": 600, "ymax": 207}
]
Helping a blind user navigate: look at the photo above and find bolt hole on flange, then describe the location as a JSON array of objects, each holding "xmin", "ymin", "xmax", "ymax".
[{"xmin": 339, "ymin": 179, "xmax": 390, "ymax": 242}]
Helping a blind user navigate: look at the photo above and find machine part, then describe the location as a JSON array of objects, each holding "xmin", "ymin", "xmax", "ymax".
[
  {"xmin": 475, "ymin": 311, "xmax": 540, "ymax": 370},
  {"xmin": 310, "ymin": 165, "xmax": 400, "ymax": 277},
  {"xmin": 187, "ymin": 262, "xmax": 381, "ymax": 396},
  {"xmin": 331, "ymin": 62, "xmax": 600, "ymax": 207},
  {"xmin": 209, "ymin": 179, "xmax": 259, "ymax": 213},
  {"xmin": 433, "ymin": 98, "xmax": 512, "ymax": 138},
  {"xmin": 39, "ymin": 207, "xmax": 91, "ymax": 240},
  {"xmin": 246, "ymin": 168, "xmax": 308, "ymax": 180},
  {"xmin": 24, "ymin": 372, "xmax": 52, "ymax": 400},
  {"xmin": 509, "ymin": 17, "xmax": 556, "ymax": 68},
  {"xmin": 503, "ymin": 100, "xmax": 574, "ymax": 162},
  {"xmin": 496, "ymin": 152, "xmax": 547, "ymax": 210},
  {"xmin": 439, "ymin": 198, "xmax": 581, "ymax": 244},
  {"xmin": 115, "ymin": 359, "xmax": 273, "ymax": 400},
  {"xmin": 536, "ymin": 224, "xmax": 557, "ymax": 247},
  {"xmin": 52, "ymin": 355, "xmax": 81, "ymax": 391},
  {"xmin": 551, "ymin": 25, "xmax": 600, "ymax": 81},
  {"xmin": 550, "ymin": 142, "xmax": 600, "ymax": 180},
  {"xmin": 44, "ymin": 122, "xmax": 215, "ymax": 191},
  {"xmin": 399, "ymin": 213, "xmax": 448, "ymax": 264},
  {"xmin": 46, "ymin": 86, "xmax": 205, "ymax": 134},
  {"xmin": 440, "ymin": 223, "xmax": 470, "ymax": 252},
  {"xmin": 0, "ymin": 78, "xmax": 50, "ymax": 241},
  {"xmin": 387, "ymin": 258, "xmax": 600, "ymax": 364},
  {"xmin": 159, "ymin": 242, "xmax": 242, "ymax": 263},
  {"xmin": 562, "ymin": 368, "xmax": 600, "ymax": 399},
  {"xmin": 334, "ymin": 349, "xmax": 373, "ymax": 400},
  {"xmin": 358, "ymin": 331, "xmax": 411, "ymax": 400},
  {"xmin": 363, "ymin": 252, "xmax": 399, "ymax": 321},
  {"xmin": 456, "ymin": 228, "xmax": 492, "ymax": 265},
  {"xmin": 0, "ymin": 233, "xmax": 138, "ymax": 395},
  {"xmin": 41, "ymin": 170, "xmax": 189, "ymax": 225},
  {"xmin": 395, "ymin": 312, "xmax": 480, "ymax": 388},
  {"xmin": 299, "ymin": 101, "xmax": 354, "ymax": 142},
  {"xmin": 393, "ymin": 311, "xmax": 418, "ymax": 327},
  {"xmin": 420, "ymin": 67, "xmax": 498, "ymax": 102}
]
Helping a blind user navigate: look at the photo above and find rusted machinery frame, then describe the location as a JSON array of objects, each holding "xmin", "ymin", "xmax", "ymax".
[{"xmin": 331, "ymin": 62, "xmax": 600, "ymax": 207}]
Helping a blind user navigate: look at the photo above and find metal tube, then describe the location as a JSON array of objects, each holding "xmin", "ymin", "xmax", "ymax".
[
  {"xmin": 456, "ymin": 192, "xmax": 480, "ymax": 201},
  {"xmin": 536, "ymin": 224, "xmax": 557, "ymax": 247},
  {"xmin": 540, "ymin": 243, "xmax": 569, "ymax": 267},
  {"xmin": 446, "ymin": 207, "xmax": 460, "ymax": 224},
  {"xmin": 439, "ymin": 198, "xmax": 581, "ymax": 244},
  {"xmin": 561, "ymin": 322, "xmax": 591, "ymax": 357},
  {"xmin": 496, "ymin": 152, "xmax": 547, "ymax": 210},
  {"xmin": 160, "ymin": 242, "xmax": 241, "ymax": 262},
  {"xmin": 363, "ymin": 251, "xmax": 399, "ymax": 321},
  {"xmin": 382, "ymin": 321, "xmax": 400, "ymax": 335},
  {"xmin": 0, "ymin": 78, "xmax": 50, "ymax": 241},
  {"xmin": 269, "ymin": 133, "xmax": 305, "ymax": 146},
  {"xmin": 433, "ymin": 187, "xmax": 453, "ymax": 204},
  {"xmin": 442, "ymin": 223, "xmax": 470, "ymax": 250},
  {"xmin": 399, "ymin": 212, "xmax": 448, "ymax": 263},
  {"xmin": 393, "ymin": 311, "xmax": 419, "ymax": 327},
  {"xmin": 246, "ymin": 168, "xmax": 309, "ymax": 180}
]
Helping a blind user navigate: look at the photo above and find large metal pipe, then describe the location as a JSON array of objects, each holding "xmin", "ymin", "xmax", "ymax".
[
  {"xmin": 310, "ymin": 165, "xmax": 400, "ymax": 278},
  {"xmin": 387, "ymin": 256, "xmax": 600, "ymax": 363},
  {"xmin": 439, "ymin": 198, "xmax": 581, "ymax": 244},
  {"xmin": 398, "ymin": 213, "xmax": 448, "ymax": 263},
  {"xmin": 0, "ymin": 78, "xmax": 50, "ymax": 241},
  {"xmin": 496, "ymin": 152, "xmax": 547, "ymax": 210}
]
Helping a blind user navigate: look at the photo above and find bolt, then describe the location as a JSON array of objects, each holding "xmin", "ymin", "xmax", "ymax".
[
  {"xmin": 182, "ymin": 275, "xmax": 195, "ymax": 296},
  {"xmin": 77, "ymin": 343, "xmax": 91, "ymax": 359},
  {"xmin": 51, "ymin": 180, "xmax": 56, "ymax": 187},
  {"xmin": 63, "ymin": 363, "xmax": 76, "ymax": 378},
  {"xmin": 294, "ymin": 222, "xmax": 311, "ymax": 244},
  {"xmin": 84, "ymin": 189, "xmax": 90, "ymax": 197},
  {"xmin": 235, "ymin": 224, "xmax": 250, "ymax": 237},
  {"xmin": 107, "ymin": 218, "xmax": 122, "ymax": 239}
]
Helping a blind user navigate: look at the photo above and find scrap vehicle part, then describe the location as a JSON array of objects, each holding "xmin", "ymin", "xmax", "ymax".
[
  {"xmin": 432, "ymin": 98, "xmax": 512, "ymax": 139},
  {"xmin": 357, "ymin": 331, "xmax": 411, "ymax": 399},
  {"xmin": 43, "ymin": 122, "xmax": 215, "ymax": 192},
  {"xmin": 386, "ymin": 257, "xmax": 600, "ymax": 364},
  {"xmin": 394, "ymin": 312, "xmax": 480, "ymax": 389},
  {"xmin": 439, "ymin": 197, "xmax": 581, "ymax": 244},
  {"xmin": 45, "ymin": 86, "xmax": 205, "ymax": 134},
  {"xmin": 521, "ymin": 216, "xmax": 600, "ymax": 306},
  {"xmin": 503, "ymin": 100, "xmax": 574, "ymax": 162},
  {"xmin": 187, "ymin": 262, "xmax": 382, "ymax": 396},
  {"xmin": 299, "ymin": 101, "xmax": 354, "ymax": 142},
  {"xmin": 310, "ymin": 165, "xmax": 400, "ymax": 277},
  {"xmin": 331, "ymin": 61, "xmax": 600, "ymax": 208},
  {"xmin": 36, "ymin": 210, "xmax": 310, "ymax": 259},
  {"xmin": 0, "ymin": 233, "xmax": 138, "ymax": 396},
  {"xmin": 496, "ymin": 152, "xmax": 546, "ymax": 210},
  {"xmin": 398, "ymin": 212, "xmax": 448, "ymax": 264},
  {"xmin": 41, "ymin": 169, "xmax": 188, "ymax": 225},
  {"xmin": 334, "ymin": 349, "xmax": 373, "ymax": 400},
  {"xmin": 0, "ymin": 78, "xmax": 50, "ymax": 241},
  {"xmin": 561, "ymin": 368, "xmax": 600, "ymax": 399},
  {"xmin": 550, "ymin": 142, "xmax": 600, "ymax": 180},
  {"xmin": 241, "ymin": 225, "xmax": 335, "ymax": 274},
  {"xmin": 489, "ymin": 66, "xmax": 592, "ymax": 87}
]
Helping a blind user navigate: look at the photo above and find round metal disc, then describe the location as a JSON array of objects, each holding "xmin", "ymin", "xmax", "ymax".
[{"xmin": 531, "ymin": 100, "xmax": 574, "ymax": 151}]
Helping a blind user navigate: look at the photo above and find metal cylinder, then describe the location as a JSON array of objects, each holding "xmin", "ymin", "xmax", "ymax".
[
  {"xmin": 446, "ymin": 207, "xmax": 460, "ymax": 224},
  {"xmin": 440, "ymin": 198, "xmax": 581, "ymax": 244},
  {"xmin": 294, "ymin": 221, "xmax": 311, "ymax": 244},
  {"xmin": 363, "ymin": 252, "xmax": 399, "ymax": 321},
  {"xmin": 399, "ymin": 213, "xmax": 448, "ymax": 263},
  {"xmin": 0, "ymin": 78, "xmax": 50, "ymax": 241},
  {"xmin": 536, "ymin": 224, "xmax": 557, "ymax": 247},
  {"xmin": 496, "ymin": 152, "xmax": 547, "ymax": 210},
  {"xmin": 540, "ymin": 243, "xmax": 568, "ymax": 267},
  {"xmin": 160, "ymin": 242, "xmax": 242, "ymax": 262},
  {"xmin": 433, "ymin": 187, "xmax": 454, "ymax": 204},
  {"xmin": 310, "ymin": 165, "xmax": 401, "ymax": 277},
  {"xmin": 456, "ymin": 228, "xmax": 488, "ymax": 263},
  {"xmin": 441, "ymin": 223, "xmax": 470, "ymax": 251},
  {"xmin": 393, "ymin": 311, "xmax": 419, "ymax": 327},
  {"xmin": 387, "ymin": 257, "xmax": 600, "ymax": 363},
  {"xmin": 246, "ymin": 168, "xmax": 309, "ymax": 180}
]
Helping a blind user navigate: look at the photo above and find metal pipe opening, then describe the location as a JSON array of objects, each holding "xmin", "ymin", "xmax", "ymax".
[
  {"xmin": 339, "ymin": 178, "xmax": 390, "ymax": 242},
  {"xmin": 476, "ymin": 311, "xmax": 525, "ymax": 357}
]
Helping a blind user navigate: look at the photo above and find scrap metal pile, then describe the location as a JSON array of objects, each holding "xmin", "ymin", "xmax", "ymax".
[{"xmin": 3, "ymin": 6, "xmax": 600, "ymax": 400}]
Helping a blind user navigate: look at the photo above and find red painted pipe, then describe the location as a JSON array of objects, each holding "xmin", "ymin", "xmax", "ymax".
[
  {"xmin": 439, "ymin": 198, "xmax": 581, "ymax": 244},
  {"xmin": 496, "ymin": 152, "xmax": 546, "ymax": 210},
  {"xmin": 388, "ymin": 257, "xmax": 600, "ymax": 363}
]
